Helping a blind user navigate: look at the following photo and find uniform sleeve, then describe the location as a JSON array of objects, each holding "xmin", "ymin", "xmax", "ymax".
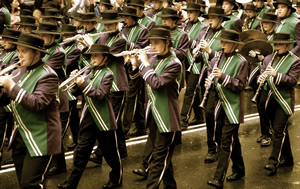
[
  {"xmin": 173, "ymin": 32, "xmax": 189, "ymax": 62},
  {"xmin": 78, "ymin": 72, "xmax": 113, "ymax": 101},
  {"xmin": 8, "ymin": 72, "xmax": 59, "ymax": 112},
  {"xmin": 290, "ymin": 22, "xmax": 300, "ymax": 57},
  {"xmin": 127, "ymin": 28, "xmax": 149, "ymax": 50},
  {"xmin": 46, "ymin": 51, "xmax": 66, "ymax": 71},
  {"xmin": 234, "ymin": 18, "xmax": 243, "ymax": 32},
  {"xmin": 273, "ymin": 59, "xmax": 300, "ymax": 87},
  {"xmin": 139, "ymin": 60, "xmax": 181, "ymax": 90},
  {"xmin": 66, "ymin": 49, "xmax": 81, "ymax": 76},
  {"xmin": 110, "ymin": 38, "xmax": 126, "ymax": 54}
]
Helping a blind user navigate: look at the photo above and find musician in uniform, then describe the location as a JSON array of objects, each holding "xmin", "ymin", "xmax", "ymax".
[
  {"xmin": 15, "ymin": 16, "xmax": 37, "ymax": 34},
  {"xmin": 180, "ymin": 3, "xmax": 206, "ymax": 129},
  {"xmin": 32, "ymin": 22, "xmax": 68, "ymax": 175},
  {"xmin": 0, "ymin": 28, "xmax": 20, "ymax": 169},
  {"xmin": 0, "ymin": 33, "xmax": 61, "ymax": 188},
  {"xmin": 206, "ymin": 29, "xmax": 248, "ymax": 188},
  {"xmin": 258, "ymin": 33, "xmax": 300, "ymax": 175},
  {"xmin": 0, "ymin": 0, "xmax": 11, "ymax": 34},
  {"xmin": 259, "ymin": 12, "xmax": 278, "ymax": 41},
  {"xmin": 128, "ymin": 0, "xmax": 156, "ymax": 31},
  {"xmin": 274, "ymin": 0, "xmax": 300, "ymax": 57},
  {"xmin": 57, "ymin": 44, "xmax": 123, "ymax": 189},
  {"xmin": 95, "ymin": 0, "xmax": 114, "ymax": 32},
  {"xmin": 243, "ymin": 3, "xmax": 261, "ymax": 31},
  {"xmin": 253, "ymin": 0, "xmax": 272, "ymax": 19},
  {"xmin": 221, "ymin": 0, "xmax": 243, "ymax": 32},
  {"xmin": 130, "ymin": 27, "xmax": 181, "ymax": 189},
  {"xmin": 147, "ymin": 0, "xmax": 164, "ymax": 25},
  {"xmin": 194, "ymin": 6, "xmax": 229, "ymax": 163}
]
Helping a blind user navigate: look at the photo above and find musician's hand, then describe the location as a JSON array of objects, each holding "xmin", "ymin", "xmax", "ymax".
[
  {"xmin": 138, "ymin": 51, "xmax": 150, "ymax": 67},
  {"xmin": 130, "ymin": 55, "xmax": 138, "ymax": 70},
  {"xmin": 0, "ymin": 75, "xmax": 15, "ymax": 91},
  {"xmin": 74, "ymin": 75, "xmax": 84, "ymax": 86},
  {"xmin": 257, "ymin": 73, "xmax": 267, "ymax": 84},
  {"xmin": 257, "ymin": 55, "xmax": 265, "ymax": 61},
  {"xmin": 205, "ymin": 77, "xmax": 212, "ymax": 89},
  {"xmin": 200, "ymin": 39, "xmax": 211, "ymax": 54},
  {"xmin": 124, "ymin": 55, "xmax": 130, "ymax": 64},
  {"xmin": 248, "ymin": 50, "xmax": 256, "ymax": 58},
  {"xmin": 70, "ymin": 69, "xmax": 79, "ymax": 79},
  {"xmin": 265, "ymin": 66, "xmax": 276, "ymax": 77},
  {"xmin": 212, "ymin": 67, "xmax": 222, "ymax": 78}
]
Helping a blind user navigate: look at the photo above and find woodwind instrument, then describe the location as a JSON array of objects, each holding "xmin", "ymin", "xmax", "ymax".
[
  {"xmin": 187, "ymin": 24, "xmax": 210, "ymax": 72},
  {"xmin": 199, "ymin": 51, "xmax": 223, "ymax": 109},
  {"xmin": 113, "ymin": 46, "xmax": 158, "ymax": 57},
  {"xmin": 251, "ymin": 50, "xmax": 278, "ymax": 103}
]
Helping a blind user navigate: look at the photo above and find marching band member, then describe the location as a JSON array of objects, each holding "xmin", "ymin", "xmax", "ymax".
[
  {"xmin": 259, "ymin": 33, "xmax": 300, "ymax": 176},
  {"xmin": 243, "ymin": 3, "xmax": 261, "ymax": 31},
  {"xmin": 147, "ymin": 0, "xmax": 164, "ymax": 25},
  {"xmin": 130, "ymin": 26, "xmax": 182, "ymax": 189},
  {"xmin": 180, "ymin": 2, "xmax": 206, "ymax": 129},
  {"xmin": 222, "ymin": 0, "xmax": 243, "ymax": 32},
  {"xmin": 0, "ymin": 33, "xmax": 61, "ymax": 188},
  {"xmin": 254, "ymin": 0, "xmax": 272, "ymax": 19},
  {"xmin": 15, "ymin": 16, "xmax": 37, "ymax": 34},
  {"xmin": 206, "ymin": 29, "xmax": 248, "ymax": 188},
  {"xmin": 259, "ymin": 12, "xmax": 279, "ymax": 41},
  {"xmin": 95, "ymin": 0, "xmax": 114, "ymax": 32},
  {"xmin": 57, "ymin": 44, "xmax": 122, "ymax": 189}
]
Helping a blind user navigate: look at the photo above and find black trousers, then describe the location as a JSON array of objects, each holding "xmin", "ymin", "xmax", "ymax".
[
  {"xmin": 123, "ymin": 79, "xmax": 145, "ymax": 132},
  {"xmin": 181, "ymin": 72, "xmax": 203, "ymax": 123},
  {"xmin": 93, "ymin": 91, "xmax": 127, "ymax": 157},
  {"xmin": 213, "ymin": 109, "xmax": 245, "ymax": 181},
  {"xmin": 12, "ymin": 131, "xmax": 52, "ymax": 189},
  {"xmin": 266, "ymin": 97, "xmax": 293, "ymax": 166},
  {"xmin": 257, "ymin": 89, "xmax": 272, "ymax": 137},
  {"xmin": 0, "ymin": 106, "xmax": 13, "ymax": 163},
  {"xmin": 143, "ymin": 112, "xmax": 177, "ymax": 189},
  {"xmin": 205, "ymin": 90, "xmax": 222, "ymax": 153},
  {"xmin": 67, "ymin": 113, "xmax": 122, "ymax": 187},
  {"xmin": 68, "ymin": 100, "xmax": 80, "ymax": 144}
]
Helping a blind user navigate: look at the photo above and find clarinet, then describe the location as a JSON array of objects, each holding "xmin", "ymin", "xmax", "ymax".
[
  {"xmin": 251, "ymin": 50, "xmax": 278, "ymax": 103},
  {"xmin": 199, "ymin": 51, "xmax": 223, "ymax": 109}
]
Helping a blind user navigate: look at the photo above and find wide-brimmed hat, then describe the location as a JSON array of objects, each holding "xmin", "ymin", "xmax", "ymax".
[
  {"xmin": 97, "ymin": 10, "xmax": 124, "ymax": 24},
  {"xmin": 119, "ymin": 6, "xmax": 140, "ymax": 18},
  {"xmin": 79, "ymin": 12, "xmax": 97, "ymax": 22},
  {"xmin": 148, "ymin": 27, "xmax": 171, "ymax": 40},
  {"xmin": 214, "ymin": 29, "xmax": 243, "ymax": 44},
  {"xmin": 273, "ymin": 0, "xmax": 295, "ymax": 12},
  {"xmin": 1, "ymin": 28, "xmax": 21, "ymax": 41},
  {"xmin": 20, "ymin": 9, "xmax": 33, "ymax": 16},
  {"xmin": 69, "ymin": 12, "xmax": 82, "ymax": 20},
  {"xmin": 244, "ymin": 3, "xmax": 257, "ymax": 11},
  {"xmin": 60, "ymin": 24, "xmax": 78, "ymax": 35},
  {"xmin": 41, "ymin": 1, "xmax": 59, "ymax": 10},
  {"xmin": 157, "ymin": 7, "xmax": 181, "ymax": 19},
  {"xmin": 10, "ymin": 33, "xmax": 48, "ymax": 54},
  {"xmin": 239, "ymin": 30, "xmax": 267, "ymax": 42},
  {"xmin": 240, "ymin": 39, "xmax": 272, "ymax": 62},
  {"xmin": 155, "ymin": 24, "xmax": 171, "ymax": 30},
  {"xmin": 184, "ymin": 3, "xmax": 201, "ymax": 11},
  {"xmin": 258, "ymin": 12, "xmax": 279, "ymax": 23},
  {"xmin": 31, "ymin": 22, "xmax": 61, "ymax": 35},
  {"xmin": 127, "ymin": 0, "xmax": 145, "ymax": 8},
  {"xmin": 99, "ymin": 0, "xmax": 113, "ymax": 6},
  {"xmin": 84, "ymin": 44, "xmax": 110, "ymax": 55},
  {"xmin": 196, "ymin": 0, "xmax": 208, "ymax": 7},
  {"xmin": 202, "ymin": 7, "xmax": 230, "ymax": 21},
  {"xmin": 268, "ymin": 32, "xmax": 296, "ymax": 44},
  {"xmin": 41, "ymin": 9, "xmax": 64, "ymax": 20},
  {"xmin": 15, "ymin": 16, "xmax": 37, "ymax": 27},
  {"xmin": 221, "ymin": 0, "xmax": 239, "ymax": 10}
]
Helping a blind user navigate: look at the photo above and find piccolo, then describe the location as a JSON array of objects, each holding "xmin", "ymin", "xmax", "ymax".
[{"xmin": 113, "ymin": 46, "xmax": 158, "ymax": 57}]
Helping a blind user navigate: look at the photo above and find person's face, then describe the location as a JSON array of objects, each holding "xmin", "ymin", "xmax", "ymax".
[
  {"xmin": 104, "ymin": 23, "xmax": 118, "ymax": 31},
  {"xmin": 39, "ymin": 34, "xmax": 56, "ymax": 46},
  {"xmin": 17, "ymin": 46, "xmax": 39, "ymax": 67},
  {"xmin": 74, "ymin": 20, "xmax": 82, "ymax": 28},
  {"xmin": 2, "ymin": 38, "xmax": 13, "ymax": 49},
  {"xmin": 123, "ymin": 16, "xmax": 136, "ymax": 26},
  {"xmin": 135, "ymin": 6, "xmax": 143, "ymax": 17},
  {"xmin": 277, "ymin": 4, "xmax": 291, "ymax": 18},
  {"xmin": 262, "ymin": 21, "xmax": 275, "ymax": 33},
  {"xmin": 221, "ymin": 41, "xmax": 237, "ymax": 53},
  {"xmin": 222, "ymin": 1, "xmax": 234, "ymax": 15},
  {"xmin": 83, "ymin": 21, "xmax": 96, "ymax": 31},
  {"xmin": 208, "ymin": 15, "xmax": 223, "ymax": 29},
  {"xmin": 150, "ymin": 39, "xmax": 169, "ymax": 55},
  {"xmin": 187, "ymin": 10, "xmax": 199, "ymax": 22},
  {"xmin": 91, "ymin": 54, "xmax": 107, "ymax": 67},
  {"xmin": 162, "ymin": 1, "xmax": 170, "ymax": 8},
  {"xmin": 162, "ymin": 17, "xmax": 177, "ymax": 28},
  {"xmin": 245, "ymin": 10, "xmax": 256, "ymax": 18},
  {"xmin": 297, "ymin": 7, "xmax": 300, "ymax": 14},
  {"xmin": 19, "ymin": 25, "xmax": 34, "ymax": 33},
  {"xmin": 254, "ymin": 0, "xmax": 264, "ymax": 8},
  {"xmin": 152, "ymin": 0, "xmax": 163, "ymax": 10},
  {"xmin": 200, "ymin": 6, "xmax": 206, "ymax": 13},
  {"xmin": 274, "ymin": 43, "xmax": 290, "ymax": 54},
  {"xmin": 11, "ymin": 0, "xmax": 19, "ymax": 9},
  {"xmin": 100, "ymin": 4, "xmax": 108, "ymax": 12}
]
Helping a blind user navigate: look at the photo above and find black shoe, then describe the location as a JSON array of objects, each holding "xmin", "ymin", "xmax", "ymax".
[
  {"xmin": 256, "ymin": 135, "xmax": 265, "ymax": 143},
  {"xmin": 279, "ymin": 159, "xmax": 294, "ymax": 167},
  {"xmin": 188, "ymin": 119, "xmax": 204, "ymax": 126},
  {"xmin": 3, "ymin": 158, "xmax": 13, "ymax": 165},
  {"xmin": 57, "ymin": 181, "xmax": 73, "ymax": 189},
  {"xmin": 127, "ymin": 128, "xmax": 146, "ymax": 137},
  {"xmin": 226, "ymin": 172, "xmax": 244, "ymax": 181},
  {"xmin": 48, "ymin": 166, "xmax": 66, "ymax": 176},
  {"xmin": 102, "ymin": 180, "xmax": 121, "ymax": 188},
  {"xmin": 207, "ymin": 179, "xmax": 223, "ymax": 188},
  {"xmin": 120, "ymin": 152, "xmax": 128, "ymax": 158},
  {"xmin": 205, "ymin": 153, "xmax": 218, "ymax": 163},
  {"xmin": 132, "ymin": 168, "xmax": 148, "ymax": 177},
  {"xmin": 180, "ymin": 121, "xmax": 188, "ymax": 130},
  {"xmin": 89, "ymin": 153, "xmax": 103, "ymax": 165},
  {"xmin": 67, "ymin": 142, "xmax": 77, "ymax": 150},
  {"xmin": 261, "ymin": 137, "xmax": 271, "ymax": 147},
  {"xmin": 265, "ymin": 164, "xmax": 277, "ymax": 176}
]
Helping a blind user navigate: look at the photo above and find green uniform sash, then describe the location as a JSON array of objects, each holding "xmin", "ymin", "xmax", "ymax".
[
  {"xmin": 257, "ymin": 6, "xmax": 268, "ymax": 19},
  {"xmin": 223, "ymin": 14, "xmax": 238, "ymax": 30},
  {"xmin": 138, "ymin": 15, "xmax": 153, "ymax": 28},
  {"xmin": 146, "ymin": 53, "xmax": 182, "ymax": 133},
  {"xmin": 0, "ymin": 50, "xmax": 17, "ymax": 65},
  {"xmin": 186, "ymin": 21, "xmax": 204, "ymax": 74},
  {"xmin": 11, "ymin": 64, "xmax": 57, "ymax": 157},
  {"xmin": 248, "ymin": 17, "xmax": 259, "ymax": 30},
  {"xmin": 215, "ymin": 54, "xmax": 243, "ymax": 124},
  {"xmin": 84, "ymin": 67, "xmax": 113, "ymax": 131},
  {"xmin": 64, "ymin": 44, "xmax": 78, "ymax": 101},
  {"xmin": 96, "ymin": 23, "xmax": 106, "ymax": 32},
  {"xmin": 125, "ymin": 25, "xmax": 144, "ymax": 50},
  {"xmin": 275, "ymin": 16, "xmax": 298, "ymax": 50},
  {"xmin": 202, "ymin": 30, "xmax": 223, "ymax": 67},
  {"xmin": 267, "ymin": 53, "xmax": 296, "ymax": 115},
  {"xmin": 1, "ymin": 7, "xmax": 10, "ymax": 28},
  {"xmin": 153, "ymin": 11, "xmax": 162, "ymax": 25}
]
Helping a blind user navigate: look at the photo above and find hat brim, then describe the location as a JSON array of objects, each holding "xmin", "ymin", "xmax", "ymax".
[
  {"xmin": 1, "ymin": 35, "xmax": 18, "ymax": 40},
  {"xmin": 239, "ymin": 30, "xmax": 268, "ymax": 42},
  {"xmin": 97, "ymin": 17, "xmax": 124, "ymax": 24},
  {"xmin": 214, "ymin": 37, "xmax": 243, "ymax": 44},
  {"xmin": 127, "ymin": 3, "xmax": 144, "ymax": 8},
  {"xmin": 157, "ymin": 15, "xmax": 181, "ymax": 19},
  {"xmin": 61, "ymin": 31, "xmax": 77, "ymax": 35},
  {"xmin": 273, "ymin": 2, "xmax": 296, "ymax": 12},
  {"xmin": 202, "ymin": 14, "xmax": 230, "ymax": 21},
  {"xmin": 15, "ymin": 22, "xmax": 37, "ymax": 27},
  {"xmin": 31, "ymin": 30, "xmax": 61, "ymax": 35},
  {"xmin": 148, "ymin": 36, "xmax": 171, "ymax": 40},
  {"xmin": 79, "ymin": 18, "xmax": 97, "ymax": 22},
  {"xmin": 183, "ymin": 8, "xmax": 201, "ymax": 11},
  {"xmin": 267, "ymin": 40, "xmax": 296, "ymax": 44},
  {"xmin": 41, "ymin": 15, "xmax": 64, "ymax": 19},
  {"xmin": 240, "ymin": 40, "xmax": 273, "ymax": 62},
  {"xmin": 119, "ymin": 13, "xmax": 140, "ymax": 18},
  {"xmin": 258, "ymin": 18, "xmax": 280, "ymax": 24},
  {"xmin": 10, "ymin": 41, "xmax": 49, "ymax": 54}
]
